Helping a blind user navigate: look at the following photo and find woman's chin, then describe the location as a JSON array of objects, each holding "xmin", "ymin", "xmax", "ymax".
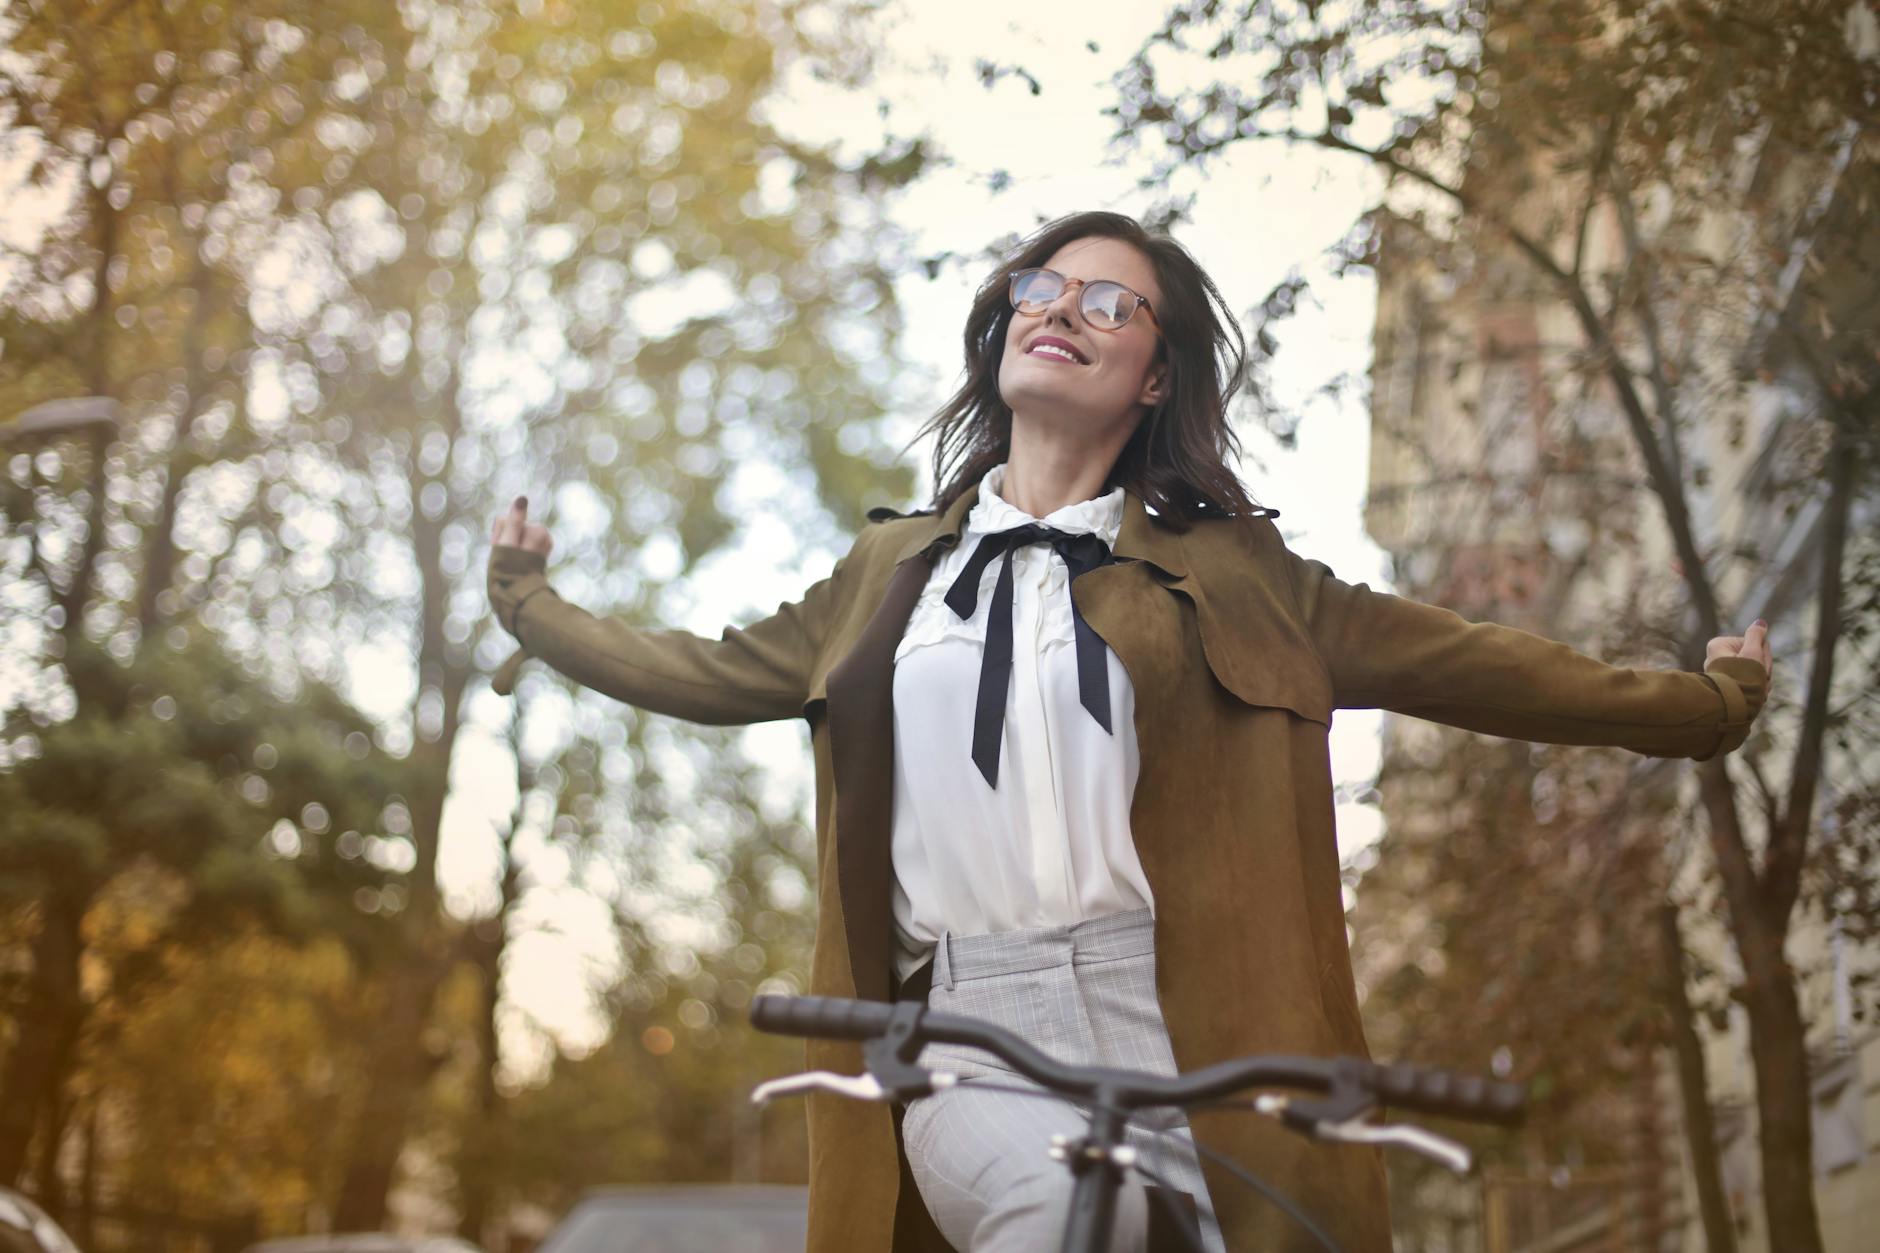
[
  {"xmin": 1006, "ymin": 404, "xmax": 1134, "ymax": 444},
  {"xmin": 1005, "ymin": 393, "xmax": 1090, "ymax": 425}
]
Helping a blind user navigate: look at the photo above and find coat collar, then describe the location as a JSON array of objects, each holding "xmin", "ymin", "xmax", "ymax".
[{"xmin": 891, "ymin": 479, "xmax": 1191, "ymax": 579}]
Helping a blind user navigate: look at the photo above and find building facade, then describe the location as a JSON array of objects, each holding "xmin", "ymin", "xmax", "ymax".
[{"xmin": 1358, "ymin": 115, "xmax": 1878, "ymax": 1252}]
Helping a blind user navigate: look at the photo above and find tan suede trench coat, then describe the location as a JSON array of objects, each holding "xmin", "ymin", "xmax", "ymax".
[{"xmin": 488, "ymin": 479, "xmax": 1768, "ymax": 1252}]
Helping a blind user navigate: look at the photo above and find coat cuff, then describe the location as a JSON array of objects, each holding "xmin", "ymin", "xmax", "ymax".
[
  {"xmin": 1697, "ymin": 654, "xmax": 1769, "ymax": 760},
  {"xmin": 492, "ymin": 647, "xmax": 528, "ymax": 696},
  {"xmin": 488, "ymin": 544, "xmax": 562, "ymax": 696}
]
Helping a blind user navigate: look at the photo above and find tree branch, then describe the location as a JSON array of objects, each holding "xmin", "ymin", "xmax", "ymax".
[
  {"xmin": 1572, "ymin": 110, "xmax": 1624, "ymax": 282},
  {"xmin": 1764, "ymin": 423, "xmax": 1857, "ymax": 927},
  {"xmin": 1697, "ymin": 757, "xmax": 1765, "ymax": 954},
  {"xmin": 1606, "ymin": 156, "xmax": 1694, "ymax": 550},
  {"xmin": 1295, "ymin": 125, "xmax": 1726, "ymax": 642},
  {"xmin": 1740, "ymin": 749, "xmax": 1784, "ymax": 838}
]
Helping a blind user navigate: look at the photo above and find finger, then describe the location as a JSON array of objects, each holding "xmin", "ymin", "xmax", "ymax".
[
  {"xmin": 1746, "ymin": 619, "xmax": 1771, "ymax": 669},
  {"xmin": 521, "ymin": 521, "xmax": 552, "ymax": 554},
  {"xmin": 492, "ymin": 495, "xmax": 529, "ymax": 547}
]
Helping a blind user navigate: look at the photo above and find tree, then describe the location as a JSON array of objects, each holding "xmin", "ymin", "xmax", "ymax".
[
  {"xmin": 1348, "ymin": 662, "xmax": 1709, "ymax": 1244},
  {"xmin": 6, "ymin": 0, "xmax": 924, "ymax": 1226},
  {"xmin": 0, "ymin": 627, "xmax": 402, "ymax": 1196},
  {"xmin": 0, "ymin": 0, "xmax": 410, "ymax": 1193},
  {"xmin": 489, "ymin": 730, "xmax": 825, "ymax": 1214},
  {"xmin": 74, "ymin": 924, "xmax": 382, "ymax": 1235},
  {"xmin": 1116, "ymin": 2, "xmax": 1878, "ymax": 1247},
  {"xmin": 258, "ymin": 0, "xmax": 919, "ymax": 1225}
]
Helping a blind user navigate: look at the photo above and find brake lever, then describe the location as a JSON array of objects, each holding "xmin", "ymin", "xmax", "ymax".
[
  {"xmin": 751, "ymin": 1070, "xmax": 888, "ymax": 1106},
  {"xmin": 1315, "ymin": 1116, "xmax": 1474, "ymax": 1175},
  {"xmin": 1252, "ymin": 1095, "xmax": 1474, "ymax": 1174},
  {"xmin": 751, "ymin": 1067, "xmax": 961, "ymax": 1107}
]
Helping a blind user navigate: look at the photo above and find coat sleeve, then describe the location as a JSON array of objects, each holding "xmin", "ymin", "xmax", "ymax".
[
  {"xmin": 1284, "ymin": 549, "xmax": 1768, "ymax": 761},
  {"xmin": 486, "ymin": 543, "xmax": 848, "ymax": 724}
]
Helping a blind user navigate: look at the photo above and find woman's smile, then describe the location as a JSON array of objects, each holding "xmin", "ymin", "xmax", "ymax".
[{"xmin": 1025, "ymin": 334, "xmax": 1089, "ymax": 365}]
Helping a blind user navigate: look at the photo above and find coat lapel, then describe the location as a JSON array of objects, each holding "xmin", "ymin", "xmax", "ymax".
[
  {"xmin": 1109, "ymin": 490, "xmax": 1190, "ymax": 579},
  {"xmin": 824, "ymin": 557, "xmax": 925, "ymax": 1003},
  {"xmin": 824, "ymin": 486, "xmax": 978, "ymax": 1002}
]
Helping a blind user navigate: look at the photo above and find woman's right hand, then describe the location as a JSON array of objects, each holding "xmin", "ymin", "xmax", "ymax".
[
  {"xmin": 491, "ymin": 495, "xmax": 553, "ymax": 557},
  {"xmin": 488, "ymin": 497, "xmax": 558, "ymax": 682}
]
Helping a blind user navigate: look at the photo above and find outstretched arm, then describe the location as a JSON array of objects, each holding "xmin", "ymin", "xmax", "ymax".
[
  {"xmin": 1286, "ymin": 550, "xmax": 1771, "ymax": 761},
  {"xmin": 487, "ymin": 497, "xmax": 846, "ymax": 724}
]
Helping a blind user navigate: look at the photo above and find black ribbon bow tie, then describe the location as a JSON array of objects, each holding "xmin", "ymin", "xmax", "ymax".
[{"xmin": 943, "ymin": 522, "xmax": 1118, "ymax": 788}]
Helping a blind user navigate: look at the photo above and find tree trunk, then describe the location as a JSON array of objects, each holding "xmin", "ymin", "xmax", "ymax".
[
  {"xmin": 329, "ymin": 734, "xmax": 456, "ymax": 1228},
  {"xmin": 32, "ymin": 1080, "xmax": 70, "ymax": 1216},
  {"xmin": 1698, "ymin": 765, "xmax": 1827, "ymax": 1253},
  {"xmin": 58, "ymin": 180, "xmax": 120, "ymax": 642},
  {"xmin": 456, "ymin": 912, "xmax": 509, "ymax": 1245},
  {"xmin": 1632, "ymin": 1039, "xmax": 1665, "ymax": 1251},
  {"xmin": 1739, "ymin": 924, "xmax": 1823, "ymax": 1253},
  {"xmin": 460, "ymin": 752, "xmax": 525, "ymax": 1246},
  {"xmin": 1655, "ymin": 903, "xmax": 1738, "ymax": 1253},
  {"xmin": 133, "ymin": 242, "xmax": 223, "ymax": 633},
  {"xmin": 331, "ymin": 448, "xmax": 469, "ymax": 1230},
  {"xmin": 135, "ymin": 421, "xmax": 195, "ymax": 632},
  {"xmin": 329, "ymin": 950, "xmax": 449, "ymax": 1231},
  {"xmin": 0, "ymin": 891, "xmax": 87, "ymax": 1185},
  {"xmin": 78, "ymin": 1097, "xmax": 99, "ymax": 1251}
]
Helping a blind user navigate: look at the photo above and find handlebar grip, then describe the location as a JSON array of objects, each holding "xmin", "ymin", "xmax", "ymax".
[
  {"xmin": 750, "ymin": 995, "xmax": 896, "ymax": 1040},
  {"xmin": 1370, "ymin": 1062, "xmax": 1527, "ymax": 1125}
]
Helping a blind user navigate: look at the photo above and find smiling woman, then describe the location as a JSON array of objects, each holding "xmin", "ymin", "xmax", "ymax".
[
  {"xmin": 998, "ymin": 247, "xmax": 1168, "ymax": 466},
  {"xmin": 918, "ymin": 210, "xmax": 1269, "ymax": 531},
  {"xmin": 488, "ymin": 209, "xmax": 1772, "ymax": 1253}
]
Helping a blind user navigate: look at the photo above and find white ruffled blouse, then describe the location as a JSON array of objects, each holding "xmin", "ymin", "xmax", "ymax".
[{"xmin": 889, "ymin": 462, "xmax": 1155, "ymax": 984}]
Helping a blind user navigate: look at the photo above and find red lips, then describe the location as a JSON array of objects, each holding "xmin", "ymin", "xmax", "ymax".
[{"xmin": 1025, "ymin": 335, "xmax": 1089, "ymax": 364}]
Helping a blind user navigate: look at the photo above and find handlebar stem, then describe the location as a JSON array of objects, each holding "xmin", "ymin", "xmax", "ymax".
[{"xmin": 1057, "ymin": 1091, "xmax": 1130, "ymax": 1253}]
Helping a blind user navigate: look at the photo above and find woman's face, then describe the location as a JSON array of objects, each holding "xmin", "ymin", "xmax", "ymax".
[{"xmin": 997, "ymin": 235, "xmax": 1166, "ymax": 435}]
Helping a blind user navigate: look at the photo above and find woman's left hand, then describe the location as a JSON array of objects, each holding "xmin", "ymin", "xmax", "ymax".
[{"xmin": 1706, "ymin": 619, "xmax": 1773, "ymax": 673}]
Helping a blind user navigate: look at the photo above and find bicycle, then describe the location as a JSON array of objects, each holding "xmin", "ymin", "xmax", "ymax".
[{"xmin": 747, "ymin": 994, "xmax": 1527, "ymax": 1253}]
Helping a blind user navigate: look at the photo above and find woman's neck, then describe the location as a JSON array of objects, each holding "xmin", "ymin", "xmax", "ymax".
[{"xmin": 998, "ymin": 417, "xmax": 1133, "ymax": 517}]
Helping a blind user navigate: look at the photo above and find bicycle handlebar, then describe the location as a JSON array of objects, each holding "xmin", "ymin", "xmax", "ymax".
[
  {"xmin": 750, "ymin": 993, "xmax": 1524, "ymax": 1126},
  {"xmin": 1364, "ymin": 1060, "xmax": 1525, "ymax": 1125},
  {"xmin": 752, "ymin": 992, "xmax": 892, "ymax": 1040}
]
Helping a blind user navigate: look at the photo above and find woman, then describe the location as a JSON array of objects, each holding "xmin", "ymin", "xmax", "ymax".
[{"xmin": 488, "ymin": 211, "xmax": 1773, "ymax": 1252}]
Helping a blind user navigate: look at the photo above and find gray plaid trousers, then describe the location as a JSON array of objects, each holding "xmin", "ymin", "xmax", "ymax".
[{"xmin": 900, "ymin": 907, "xmax": 1229, "ymax": 1252}]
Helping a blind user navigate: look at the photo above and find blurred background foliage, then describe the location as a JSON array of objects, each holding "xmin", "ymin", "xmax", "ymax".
[{"xmin": 2, "ymin": 0, "xmax": 918, "ymax": 1244}]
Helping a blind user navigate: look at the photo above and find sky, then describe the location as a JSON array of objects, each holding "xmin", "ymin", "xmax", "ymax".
[{"xmin": 438, "ymin": 0, "xmax": 1400, "ymax": 1071}]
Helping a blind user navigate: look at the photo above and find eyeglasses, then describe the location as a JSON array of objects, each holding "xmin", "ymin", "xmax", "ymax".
[{"xmin": 1008, "ymin": 267, "xmax": 1162, "ymax": 334}]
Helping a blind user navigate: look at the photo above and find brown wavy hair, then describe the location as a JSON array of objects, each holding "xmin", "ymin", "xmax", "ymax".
[{"xmin": 917, "ymin": 211, "xmax": 1271, "ymax": 531}]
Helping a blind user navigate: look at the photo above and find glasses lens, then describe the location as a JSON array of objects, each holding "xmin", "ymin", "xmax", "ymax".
[
  {"xmin": 1082, "ymin": 281, "xmax": 1137, "ymax": 329},
  {"xmin": 1010, "ymin": 269, "xmax": 1064, "ymax": 313}
]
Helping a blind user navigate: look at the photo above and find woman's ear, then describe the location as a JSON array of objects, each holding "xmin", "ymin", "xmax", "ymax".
[{"xmin": 1137, "ymin": 362, "xmax": 1168, "ymax": 407}]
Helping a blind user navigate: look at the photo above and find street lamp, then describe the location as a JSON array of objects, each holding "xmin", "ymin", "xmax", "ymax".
[
  {"xmin": 1, "ymin": 396, "xmax": 123, "ymax": 448},
  {"xmin": 3, "ymin": 397, "xmax": 124, "ymax": 630}
]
